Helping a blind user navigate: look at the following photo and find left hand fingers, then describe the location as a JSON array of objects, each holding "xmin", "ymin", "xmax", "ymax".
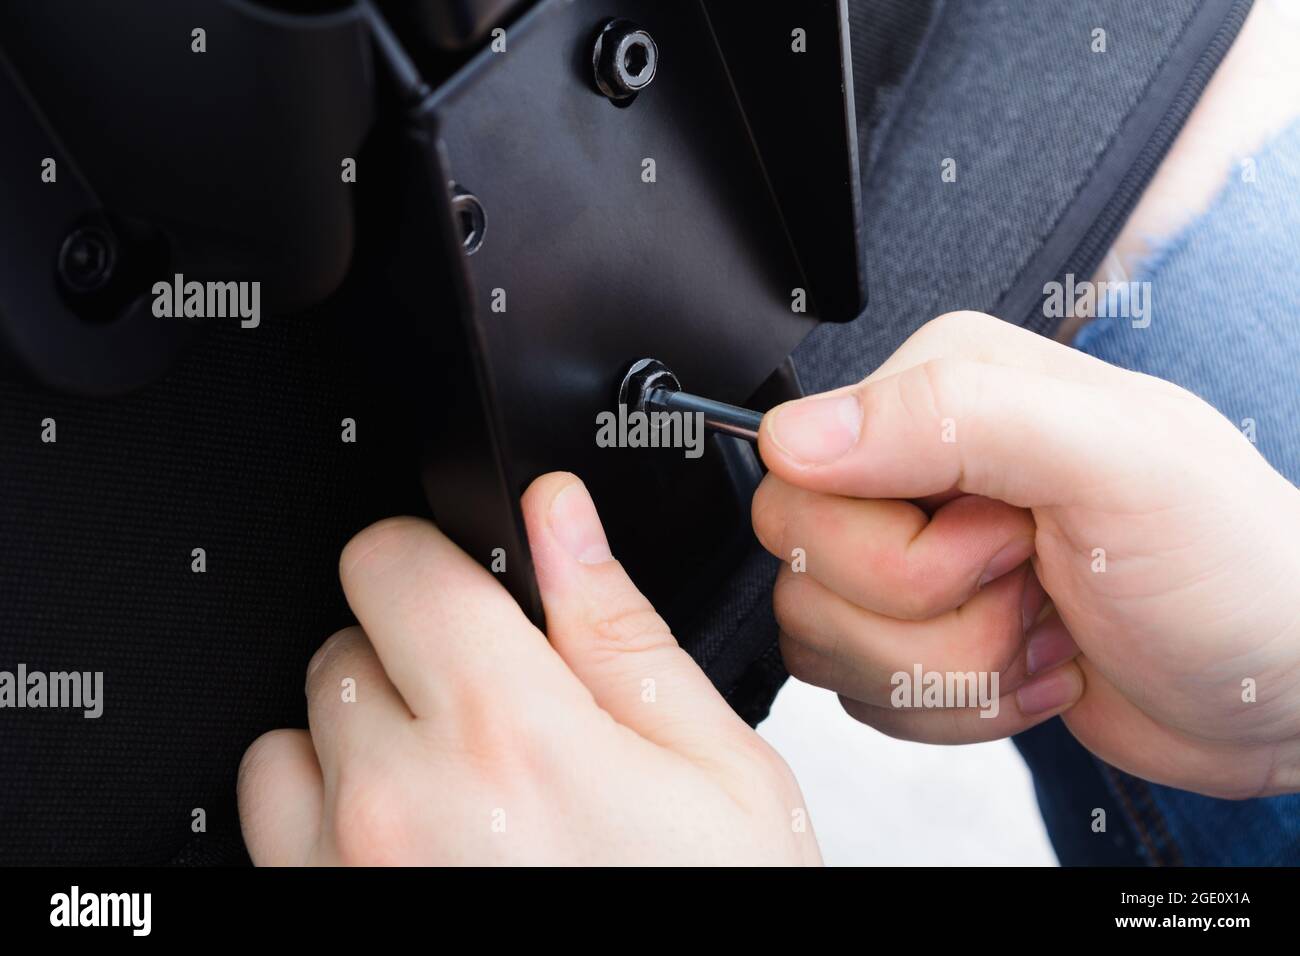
[
  {"xmin": 520, "ymin": 472, "xmax": 757, "ymax": 764},
  {"xmin": 303, "ymin": 625, "xmax": 412, "ymax": 782},
  {"xmin": 237, "ymin": 728, "xmax": 324, "ymax": 866},
  {"xmin": 338, "ymin": 516, "xmax": 581, "ymax": 720}
]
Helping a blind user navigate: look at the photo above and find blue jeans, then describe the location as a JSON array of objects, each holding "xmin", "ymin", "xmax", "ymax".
[{"xmin": 1014, "ymin": 118, "xmax": 1300, "ymax": 866}]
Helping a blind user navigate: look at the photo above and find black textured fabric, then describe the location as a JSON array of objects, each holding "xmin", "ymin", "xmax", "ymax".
[{"xmin": 0, "ymin": 310, "xmax": 425, "ymax": 865}]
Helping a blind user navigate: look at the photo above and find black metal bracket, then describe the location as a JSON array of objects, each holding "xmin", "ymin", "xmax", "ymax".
[{"xmin": 362, "ymin": 0, "xmax": 865, "ymax": 628}]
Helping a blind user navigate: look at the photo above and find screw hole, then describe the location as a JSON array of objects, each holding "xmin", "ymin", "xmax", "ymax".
[{"xmin": 451, "ymin": 187, "xmax": 486, "ymax": 256}]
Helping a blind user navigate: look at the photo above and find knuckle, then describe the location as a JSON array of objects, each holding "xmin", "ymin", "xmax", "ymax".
[
  {"xmin": 916, "ymin": 356, "xmax": 967, "ymax": 417},
  {"xmin": 306, "ymin": 626, "xmax": 363, "ymax": 694},
  {"xmin": 725, "ymin": 737, "xmax": 802, "ymax": 809},
  {"xmin": 908, "ymin": 315, "xmax": 954, "ymax": 352},
  {"xmin": 437, "ymin": 693, "xmax": 579, "ymax": 794},
  {"xmin": 237, "ymin": 729, "xmax": 290, "ymax": 806},
  {"xmin": 893, "ymin": 558, "xmax": 950, "ymax": 620},
  {"xmin": 330, "ymin": 771, "xmax": 409, "ymax": 866},
  {"xmin": 339, "ymin": 516, "xmax": 424, "ymax": 586},
  {"xmin": 770, "ymin": 568, "xmax": 807, "ymax": 633},
  {"xmin": 586, "ymin": 601, "xmax": 674, "ymax": 657},
  {"xmin": 801, "ymin": 499, "xmax": 848, "ymax": 563},
  {"xmin": 750, "ymin": 476, "xmax": 787, "ymax": 556},
  {"xmin": 777, "ymin": 628, "xmax": 833, "ymax": 690},
  {"xmin": 442, "ymin": 689, "xmax": 531, "ymax": 758},
  {"xmin": 913, "ymin": 311, "xmax": 993, "ymax": 350},
  {"xmin": 940, "ymin": 309, "xmax": 999, "ymax": 330}
]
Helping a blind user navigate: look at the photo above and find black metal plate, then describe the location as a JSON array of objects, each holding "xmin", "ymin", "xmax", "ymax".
[{"xmin": 418, "ymin": 0, "xmax": 851, "ymax": 624}]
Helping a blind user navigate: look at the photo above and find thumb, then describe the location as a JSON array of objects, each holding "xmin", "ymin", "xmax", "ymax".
[
  {"xmin": 758, "ymin": 357, "xmax": 1152, "ymax": 509},
  {"xmin": 520, "ymin": 472, "xmax": 752, "ymax": 757}
]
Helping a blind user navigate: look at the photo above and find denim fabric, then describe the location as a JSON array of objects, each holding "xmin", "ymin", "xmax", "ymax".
[
  {"xmin": 1022, "ymin": 117, "xmax": 1300, "ymax": 866},
  {"xmin": 1074, "ymin": 120, "xmax": 1300, "ymax": 481}
]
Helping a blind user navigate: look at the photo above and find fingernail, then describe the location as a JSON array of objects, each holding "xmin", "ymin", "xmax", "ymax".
[
  {"xmin": 767, "ymin": 394, "xmax": 862, "ymax": 465},
  {"xmin": 978, "ymin": 542, "xmax": 1029, "ymax": 588},
  {"xmin": 1016, "ymin": 666, "xmax": 1080, "ymax": 716},
  {"xmin": 549, "ymin": 481, "xmax": 614, "ymax": 565},
  {"xmin": 1025, "ymin": 616, "xmax": 1079, "ymax": 675},
  {"xmin": 1020, "ymin": 569, "xmax": 1048, "ymax": 632}
]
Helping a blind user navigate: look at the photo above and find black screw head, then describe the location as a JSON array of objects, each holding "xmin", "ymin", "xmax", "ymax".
[
  {"xmin": 618, "ymin": 358, "xmax": 680, "ymax": 412},
  {"xmin": 57, "ymin": 225, "xmax": 117, "ymax": 294},
  {"xmin": 593, "ymin": 19, "xmax": 658, "ymax": 103}
]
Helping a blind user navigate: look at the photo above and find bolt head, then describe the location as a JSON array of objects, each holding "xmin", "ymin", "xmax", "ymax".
[
  {"xmin": 619, "ymin": 358, "xmax": 680, "ymax": 413},
  {"xmin": 58, "ymin": 226, "xmax": 117, "ymax": 294},
  {"xmin": 593, "ymin": 19, "xmax": 658, "ymax": 102}
]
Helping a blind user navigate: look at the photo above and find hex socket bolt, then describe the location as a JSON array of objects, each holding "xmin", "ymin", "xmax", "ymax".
[
  {"xmin": 592, "ymin": 19, "xmax": 658, "ymax": 102},
  {"xmin": 618, "ymin": 358, "xmax": 765, "ymax": 443}
]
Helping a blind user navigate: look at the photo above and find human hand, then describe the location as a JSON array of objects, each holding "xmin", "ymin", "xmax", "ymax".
[
  {"xmin": 238, "ymin": 473, "xmax": 819, "ymax": 865},
  {"xmin": 754, "ymin": 312, "xmax": 1300, "ymax": 799}
]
